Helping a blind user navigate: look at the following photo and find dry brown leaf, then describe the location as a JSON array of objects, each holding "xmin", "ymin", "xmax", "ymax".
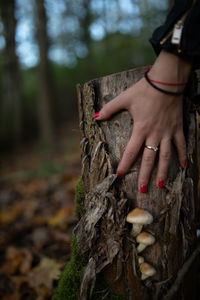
[
  {"xmin": 47, "ymin": 207, "xmax": 75, "ymax": 228},
  {"xmin": 4, "ymin": 246, "xmax": 24, "ymax": 275},
  {"xmin": 32, "ymin": 227, "xmax": 50, "ymax": 250},
  {"xmin": 28, "ymin": 257, "xmax": 63, "ymax": 290},
  {"xmin": 0, "ymin": 203, "xmax": 23, "ymax": 225},
  {"xmin": 19, "ymin": 249, "xmax": 33, "ymax": 275},
  {"xmin": 50, "ymin": 228, "xmax": 71, "ymax": 244}
]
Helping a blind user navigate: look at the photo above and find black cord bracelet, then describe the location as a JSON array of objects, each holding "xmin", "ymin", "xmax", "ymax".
[{"xmin": 144, "ymin": 71, "xmax": 185, "ymax": 96}]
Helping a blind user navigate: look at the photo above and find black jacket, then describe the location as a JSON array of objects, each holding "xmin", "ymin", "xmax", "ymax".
[{"xmin": 150, "ymin": 0, "xmax": 200, "ymax": 68}]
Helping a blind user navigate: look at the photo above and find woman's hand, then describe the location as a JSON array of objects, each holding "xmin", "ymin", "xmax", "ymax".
[{"xmin": 94, "ymin": 50, "xmax": 192, "ymax": 193}]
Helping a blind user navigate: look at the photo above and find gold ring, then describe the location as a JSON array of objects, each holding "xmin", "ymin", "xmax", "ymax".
[{"xmin": 145, "ymin": 145, "xmax": 159, "ymax": 152}]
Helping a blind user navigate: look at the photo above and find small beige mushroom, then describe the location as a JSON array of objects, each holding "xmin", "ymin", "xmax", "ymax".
[
  {"xmin": 140, "ymin": 262, "xmax": 156, "ymax": 280},
  {"xmin": 136, "ymin": 232, "xmax": 155, "ymax": 253},
  {"xmin": 126, "ymin": 208, "xmax": 153, "ymax": 237}
]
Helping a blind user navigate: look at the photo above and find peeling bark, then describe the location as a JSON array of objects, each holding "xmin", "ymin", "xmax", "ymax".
[{"xmin": 75, "ymin": 67, "xmax": 200, "ymax": 299}]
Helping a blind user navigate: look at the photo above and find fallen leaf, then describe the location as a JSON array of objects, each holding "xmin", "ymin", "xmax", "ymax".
[
  {"xmin": 4, "ymin": 246, "xmax": 24, "ymax": 275},
  {"xmin": 0, "ymin": 203, "xmax": 23, "ymax": 225},
  {"xmin": 32, "ymin": 227, "xmax": 50, "ymax": 250},
  {"xmin": 28, "ymin": 257, "xmax": 63, "ymax": 290},
  {"xmin": 19, "ymin": 249, "xmax": 33, "ymax": 275},
  {"xmin": 47, "ymin": 207, "xmax": 75, "ymax": 228}
]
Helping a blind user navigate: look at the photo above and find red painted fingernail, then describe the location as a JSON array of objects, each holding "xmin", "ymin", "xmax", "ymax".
[
  {"xmin": 184, "ymin": 161, "xmax": 188, "ymax": 168},
  {"xmin": 93, "ymin": 112, "xmax": 100, "ymax": 119},
  {"xmin": 158, "ymin": 180, "xmax": 164, "ymax": 189},
  {"xmin": 140, "ymin": 185, "xmax": 147, "ymax": 194},
  {"xmin": 117, "ymin": 172, "xmax": 123, "ymax": 179}
]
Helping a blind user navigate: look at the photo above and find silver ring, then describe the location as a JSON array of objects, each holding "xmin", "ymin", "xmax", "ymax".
[{"xmin": 145, "ymin": 145, "xmax": 159, "ymax": 152}]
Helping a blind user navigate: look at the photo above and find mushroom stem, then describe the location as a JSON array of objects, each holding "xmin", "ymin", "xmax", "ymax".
[
  {"xmin": 131, "ymin": 224, "xmax": 143, "ymax": 236},
  {"xmin": 138, "ymin": 256, "xmax": 144, "ymax": 264},
  {"xmin": 141, "ymin": 274, "xmax": 149, "ymax": 280},
  {"xmin": 137, "ymin": 243, "xmax": 147, "ymax": 253}
]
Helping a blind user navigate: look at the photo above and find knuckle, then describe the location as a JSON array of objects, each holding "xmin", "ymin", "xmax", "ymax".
[
  {"xmin": 160, "ymin": 151, "xmax": 171, "ymax": 161},
  {"xmin": 143, "ymin": 154, "xmax": 153, "ymax": 166},
  {"xmin": 125, "ymin": 150, "xmax": 136, "ymax": 160},
  {"xmin": 135, "ymin": 122, "xmax": 148, "ymax": 133}
]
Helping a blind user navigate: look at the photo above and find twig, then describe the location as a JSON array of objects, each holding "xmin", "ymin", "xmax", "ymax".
[{"xmin": 162, "ymin": 243, "xmax": 200, "ymax": 300}]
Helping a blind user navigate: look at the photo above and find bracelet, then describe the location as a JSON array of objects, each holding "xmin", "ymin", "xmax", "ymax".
[
  {"xmin": 144, "ymin": 71, "xmax": 185, "ymax": 96},
  {"xmin": 146, "ymin": 65, "xmax": 187, "ymax": 86},
  {"xmin": 149, "ymin": 78, "xmax": 187, "ymax": 86}
]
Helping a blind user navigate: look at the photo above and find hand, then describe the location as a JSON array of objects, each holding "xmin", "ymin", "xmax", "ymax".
[{"xmin": 94, "ymin": 51, "xmax": 192, "ymax": 193}]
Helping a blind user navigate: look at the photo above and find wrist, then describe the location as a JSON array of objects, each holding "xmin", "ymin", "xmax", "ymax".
[{"xmin": 149, "ymin": 50, "xmax": 192, "ymax": 85}]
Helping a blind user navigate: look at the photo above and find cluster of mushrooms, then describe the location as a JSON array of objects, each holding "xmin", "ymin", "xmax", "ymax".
[{"xmin": 126, "ymin": 208, "xmax": 156, "ymax": 280}]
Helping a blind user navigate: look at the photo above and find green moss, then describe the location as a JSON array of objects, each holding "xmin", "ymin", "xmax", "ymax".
[
  {"xmin": 75, "ymin": 177, "xmax": 85, "ymax": 218},
  {"xmin": 52, "ymin": 235, "xmax": 88, "ymax": 300},
  {"xmin": 53, "ymin": 180, "xmax": 122, "ymax": 300}
]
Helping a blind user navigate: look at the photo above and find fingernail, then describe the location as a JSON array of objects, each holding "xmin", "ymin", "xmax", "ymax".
[
  {"xmin": 117, "ymin": 172, "xmax": 123, "ymax": 179},
  {"xmin": 184, "ymin": 161, "xmax": 188, "ymax": 168},
  {"xmin": 140, "ymin": 185, "xmax": 147, "ymax": 194},
  {"xmin": 158, "ymin": 180, "xmax": 164, "ymax": 189},
  {"xmin": 93, "ymin": 112, "xmax": 100, "ymax": 119}
]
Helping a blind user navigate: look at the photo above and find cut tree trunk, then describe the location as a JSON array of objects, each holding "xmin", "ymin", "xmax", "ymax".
[{"xmin": 75, "ymin": 67, "xmax": 200, "ymax": 300}]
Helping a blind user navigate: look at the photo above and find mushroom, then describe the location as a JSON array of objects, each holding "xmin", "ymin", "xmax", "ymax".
[
  {"xmin": 136, "ymin": 232, "xmax": 155, "ymax": 253},
  {"xmin": 140, "ymin": 262, "xmax": 156, "ymax": 280},
  {"xmin": 138, "ymin": 256, "xmax": 144, "ymax": 264},
  {"xmin": 126, "ymin": 208, "xmax": 153, "ymax": 236}
]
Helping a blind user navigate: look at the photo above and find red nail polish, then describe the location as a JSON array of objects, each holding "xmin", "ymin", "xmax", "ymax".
[
  {"xmin": 184, "ymin": 161, "xmax": 188, "ymax": 168},
  {"xmin": 158, "ymin": 180, "xmax": 164, "ymax": 189},
  {"xmin": 140, "ymin": 185, "xmax": 147, "ymax": 194},
  {"xmin": 117, "ymin": 172, "xmax": 123, "ymax": 179},
  {"xmin": 93, "ymin": 112, "xmax": 100, "ymax": 119}
]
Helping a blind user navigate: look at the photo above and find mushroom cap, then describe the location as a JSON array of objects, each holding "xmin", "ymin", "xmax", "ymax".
[
  {"xmin": 140, "ymin": 262, "xmax": 156, "ymax": 277},
  {"xmin": 126, "ymin": 208, "xmax": 153, "ymax": 225},
  {"xmin": 136, "ymin": 232, "xmax": 155, "ymax": 245}
]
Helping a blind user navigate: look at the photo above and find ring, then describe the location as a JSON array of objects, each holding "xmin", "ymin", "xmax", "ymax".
[{"xmin": 145, "ymin": 145, "xmax": 159, "ymax": 152}]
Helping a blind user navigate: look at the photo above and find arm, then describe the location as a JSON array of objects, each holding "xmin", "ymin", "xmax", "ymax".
[
  {"xmin": 94, "ymin": 50, "xmax": 192, "ymax": 192},
  {"xmin": 93, "ymin": 1, "xmax": 196, "ymax": 192}
]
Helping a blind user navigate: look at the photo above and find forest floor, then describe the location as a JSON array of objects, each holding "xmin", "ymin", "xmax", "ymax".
[
  {"xmin": 0, "ymin": 117, "xmax": 200, "ymax": 300},
  {"xmin": 0, "ymin": 122, "xmax": 81, "ymax": 299}
]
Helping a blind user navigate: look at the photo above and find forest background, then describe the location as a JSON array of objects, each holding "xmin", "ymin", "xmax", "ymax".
[
  {"xmin": 0, "ymin": 0, "xmax": 169, "ymax": 148},
  {"xmin": 1, "ymin": 1, "xmax": 194, "ymax": 299}
]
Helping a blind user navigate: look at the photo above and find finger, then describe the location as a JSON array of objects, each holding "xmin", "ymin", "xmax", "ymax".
[
  {"xmin": 117, "ymin": 127, "xmax": 145, "ymax": 176},
  {"xmin": 94, "ymin": 91, "xmax": 129, "ymax": 121},
  {"xmin": 173, "ymin": 129, "xmax": 187, "ymax": 168},
  {"xmin": 156, "ymin": 138, "xmax": 171, "ymax": 188},
  {"xmin": 138, "ymin": 139, "xmax": 159, "ymax": 193}
]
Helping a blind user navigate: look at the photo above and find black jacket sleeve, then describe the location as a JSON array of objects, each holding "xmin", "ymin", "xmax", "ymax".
[{"xmin": 150, "ymin": 0, "xmax": 200, "ymax": 68}]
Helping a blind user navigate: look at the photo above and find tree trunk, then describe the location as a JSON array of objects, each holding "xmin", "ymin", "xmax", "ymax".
[
  {"xmin": 35, "ymin": 0, "xmax": 54, "ymax": 143},
  {"xmin": 75, "ymin": 67, "xmax": 200, "ymax": 299},
  {"xmin": 0, "ymin": 0, "xmax": 22, "ymax": 145}
]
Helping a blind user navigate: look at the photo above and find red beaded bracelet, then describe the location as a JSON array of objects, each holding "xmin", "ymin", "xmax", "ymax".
[{"xmin": 146, "ymin": 65, "xmax": 187, "ymax": 86}]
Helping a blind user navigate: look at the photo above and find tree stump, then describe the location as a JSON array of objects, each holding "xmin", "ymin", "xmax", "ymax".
[{"xmin": 75, "ymin": 67, "xmax": 200, "ymax": 300}]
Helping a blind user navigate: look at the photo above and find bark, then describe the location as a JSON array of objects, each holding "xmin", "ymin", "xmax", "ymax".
[
  {"xmin": 75, "ymin": 67, "xmax": 200, "ymax": 299},
  {"xmin": 0, "ymin": 0, "xmax": 22, "ymax": 144},
  {"xmin": 35, "ymin": 0, "xmax": 54, "ymax": 143}
]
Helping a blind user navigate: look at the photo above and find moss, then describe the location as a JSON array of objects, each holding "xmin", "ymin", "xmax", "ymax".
[
  {"xmin": 52, "ymin": 235, "xmax": 88, "ymax": 300},
  {"xmin": 75, "ymin": 177, "xmax": 85, "ymax": 219},
  {"xmin": 53, "ymin": 180, "xmax": 122, "ymax": 300}
]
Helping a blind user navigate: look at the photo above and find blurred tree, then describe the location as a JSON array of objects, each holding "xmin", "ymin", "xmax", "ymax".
[
  {"xmin": 35, "ymin": 0, "xmax": 54, "ymax": 143},
  {"xmin": 0, "ymin": 0, "xmax": 22, "ymax": 146},
  {"xmin": 168, "ymin": 0, "xmax": 174, "ymax": 11}
]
